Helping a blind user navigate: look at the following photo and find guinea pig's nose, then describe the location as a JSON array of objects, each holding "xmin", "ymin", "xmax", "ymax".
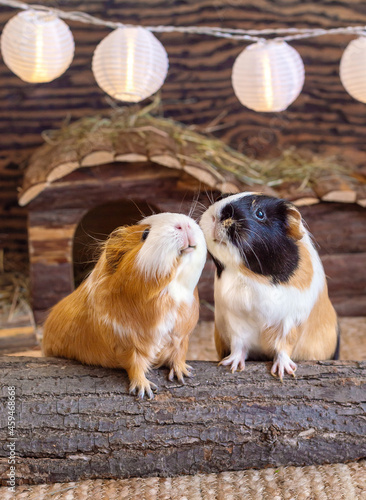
[
  {"xmin": 175, "ymin": 222, "xmax": 196, "ymax": 248},
  {"xmin": 175, "ymin": 222, "xmax": 192, "ymax": 232}
]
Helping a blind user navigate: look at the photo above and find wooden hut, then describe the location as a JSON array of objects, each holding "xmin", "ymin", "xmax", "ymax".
[{"xmin": 19, "ymin": 111, "xmax": 366, "ymax": 327}]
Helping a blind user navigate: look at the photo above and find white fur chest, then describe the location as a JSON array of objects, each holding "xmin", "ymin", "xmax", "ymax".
[
  {"xmin": 152, "ymin": 307, "xmax": 179, "ymax": 357},
  {"xmin": 214, "ymin": 236, "xmax": 325, "ymax": 346}
]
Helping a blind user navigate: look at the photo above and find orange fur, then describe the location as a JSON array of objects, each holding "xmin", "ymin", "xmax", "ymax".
[
  {"xmin": 286, "ymin": 242, "xmax": 313, "ymax": 290},
  {"xmin": 286, "ymin": 205, "xmax": 304, "ymax": 241},
  {"xmin": 292, "ymin": 282, "xmax": 338, "ymax": 360},
  {"xmin": 260, "ymin": 281, "xmax": 338, "ymax": 361},
  {"xmin": 42, "ymin": 223, "xmax": 200, "ymax": 397},
  {"xmin": 259, "ymin": 238, "xmax": 337, "ymax": 361}
]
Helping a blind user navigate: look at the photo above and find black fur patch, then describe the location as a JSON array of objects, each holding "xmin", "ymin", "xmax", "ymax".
[
  {"xmin": 331, "ymin": 323, "xmax": 341, "ymax": 360},
  {"xmin": 209, "ymin": 252, "xmax": 225, "ymax": 279},
  {"xmin": 220, "ymin": 195, "xmax": 300, "ymax": 283}
]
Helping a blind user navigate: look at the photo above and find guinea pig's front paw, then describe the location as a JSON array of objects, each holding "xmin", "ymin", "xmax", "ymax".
[
  {"xmin": 271, "ymin": 352, "xmax": 297, "ymax": 382},
  {"xmin": 129, "ymin": 378, "xmax": 158, "ymax": 400},
  {"xmin": 218, "ymin": 350, "xmax": 247, "ymax": 373},
  {"xmin": 168, "ymin": 363, "xmax": 193, "ymax": 384}
]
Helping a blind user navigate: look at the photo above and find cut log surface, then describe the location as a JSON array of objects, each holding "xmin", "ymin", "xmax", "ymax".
[
  {"xmin": 0, "ymin": 356, "xmax": 365, "ymax": 485},
  {"xmin": 312, "ymin": 174, "xmax": 357, "ymax": 203}
]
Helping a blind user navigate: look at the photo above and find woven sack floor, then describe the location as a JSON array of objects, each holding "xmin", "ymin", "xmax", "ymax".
[{"xmin": 1, "ymin": 461, "xmax": 365, "ymax": 499}]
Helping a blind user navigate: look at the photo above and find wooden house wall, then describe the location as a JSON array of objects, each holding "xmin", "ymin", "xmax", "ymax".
[{"xmin": 27, "ymin": 162, "xmax": 366, "ymax": 322}]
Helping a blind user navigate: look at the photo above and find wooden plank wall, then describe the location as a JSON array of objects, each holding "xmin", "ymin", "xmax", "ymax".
[{"xmin": 1, "ymin": 0, "xmax": 366, "ymax": 271}]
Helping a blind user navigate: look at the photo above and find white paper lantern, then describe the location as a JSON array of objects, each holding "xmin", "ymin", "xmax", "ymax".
[
  {"xmin": 340, "ymin": 36, "xmax": 366, "ymax": 103},
  {"xmin": 92, "ymin": 26, "xmax": 169, "ymax": 102},
  {"xmin": 0, "ymin": 10, "xmax": 74, "ymax": 83},
  {"xmin": 232, "ymin": 40, "xmax": 305, "ymax": 112}
]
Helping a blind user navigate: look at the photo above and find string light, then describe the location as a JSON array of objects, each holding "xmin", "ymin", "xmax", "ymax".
[
  {"xmin": 1, "ymin": 1, "xmax": 365, "ymax": 42},
  {"xmin": 340, "ymin": 36, "xmax": 366, "ymax": 104},
  {"xmin": 0, "ymin": 9, "xmax": 74, "ymax": 83},
  {"xmin": 232, "ymin": 41, "xmax": 304, "ymax": 112},
  {"xmin": 1, "ymin": 0, "xmax": 366, "ymax": 108},
  {"xmin": 92, "ymin": 26, "xmax": 168, "ymax": 103}
]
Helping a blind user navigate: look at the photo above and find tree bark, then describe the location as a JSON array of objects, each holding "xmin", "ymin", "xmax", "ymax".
[{"xmin": 0, "ymin": 356, "xmax": 365, "ymax": 485}]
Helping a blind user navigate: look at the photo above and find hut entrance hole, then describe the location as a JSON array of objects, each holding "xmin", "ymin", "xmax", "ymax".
[{"xmin": 73, "ymin": 200, "xmax": 159, "ymax": 287}]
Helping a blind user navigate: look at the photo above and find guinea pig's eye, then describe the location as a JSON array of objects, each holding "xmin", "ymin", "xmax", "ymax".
[
  {"xmin": 255, "ymin": 208, "xmax": 265, "ymax": 220},
  {"xmin": 141, "ymin": 228, "xmax": 150, "ymax": 241}
]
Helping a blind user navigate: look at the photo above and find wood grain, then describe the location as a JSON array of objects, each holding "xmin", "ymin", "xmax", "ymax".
[
  {"xmin": 0, "ymin": 356, "xmax": 365, "ymax": 485},
  {"xmin": 2, "ymin": 0, "xmax": 366, "ymax": 268}
]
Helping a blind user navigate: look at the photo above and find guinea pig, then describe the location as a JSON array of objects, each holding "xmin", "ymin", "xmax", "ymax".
[
  {"xmin": 199, "ymin": 192, "xmax": 339, "ymax": 380},
  {"xmin": 42, "ymin": 213, "xmax": 207, "ymax": 399}
]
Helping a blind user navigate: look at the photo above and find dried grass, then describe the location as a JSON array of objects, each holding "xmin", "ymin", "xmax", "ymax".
[
  {"xmin": 41, "ymin": 98, "xmax": 353, "ymax": 191},
  {"xmin": 0, "ymin": 249, "xmax": 32, "ymax": 328}
]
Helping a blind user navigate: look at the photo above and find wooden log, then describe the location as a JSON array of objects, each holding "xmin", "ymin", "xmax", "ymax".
[
  {"xmin": 355, "ymin": 184, "xmax": 366, "ymax": 208},
  {"xmin": 0, "ymin": 356, "xmax": 365, "ymax": 486},
  {"xmin": 299, "ymin": 202, "xmax": 366, "ymax": 254},
  {"xmin": 18, "ymin": 143, "xmax": 54, "ymax": 197},
  {"xmin": 18, "ymin": 182, "xmax": 49, "ymax": 207},
  {"xmin": 45, "ymin": 138, "xmax": 80, "ymax": 182},
  {"xmin": 147, "ymin": 131, "xmax": 182, "ymax": 169},
  {"xmin": 331, "ymin": 294, "xmax": 366, "ymax": 317},
  {"xmin": 26, "ymin": 163, "xmax": 191, "ymax": 211},
  {"xmin": 216, "ymin": 181, "xmax": 241, "ymax": 194},
  {"xmin": 183, "ymin": 163, "xmax": 219, "ymax": 188},
  {"xmin": 322, "ymin": 253, "xmax": 366, "ymax": 296},
  {"xmin": 276, "ymin": 182, "xmax": 320, "ymax": 206},
  {"xmin": 312, "ymin": 174, "xmax": 357, "ymax": 203},
  {"xmin": 78, "ymin": 131, "xmax": 115, "ymax": 167},
  {"xmin": 114, "ymin": 130, "xmax": 149, "ymax": 162}
]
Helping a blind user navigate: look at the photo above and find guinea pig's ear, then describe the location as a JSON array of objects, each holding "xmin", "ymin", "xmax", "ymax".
[
  {"xmin": 104, "ymin": 227, "xmax": 128, "ymax": 272},
  {"xmin": 286, "ymin": 205, "xmax": 304, "ymax": 241}
]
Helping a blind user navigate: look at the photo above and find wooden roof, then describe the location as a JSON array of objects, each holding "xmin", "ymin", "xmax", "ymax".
[{"xmin": 19, "ymin": 113, "xmax": 366, "ymax": 208}]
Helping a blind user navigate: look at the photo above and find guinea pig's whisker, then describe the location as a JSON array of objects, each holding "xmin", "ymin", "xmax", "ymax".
[
  {"xmin": 195, "ymin": 201, "xmax": 209, "ymax": 210},
  {"xmin": 74, "ymin": 257, "xmax": 99, "ymax": 266},
  {"xmin": 129, "ymin": 199, "xmax": 148, "ymax": 219},
  {"xmin": 240, "ymin": 226, "xmax": 269, "ymax": 251},
  {"xmin": 204, "ymin": 189, "xmax": 215, "ymax": 206},
  {"xmin": 238, "ymin": 242, "xmax": 251, "ymax": 270},
  {"xmin": 238, "ymin": 235, "xmax": 265, "ymax": 274},
  {"xmin": 235, "ymin": 220, "xmax": 269, "ymax": 248},
  {"xmin": 193, "ymin": 202, "xmax": 209, "ymax": 217},
  {"xmin": 188, "ymin": 192, "xmax": 201, "ymax": 218},
  {"xmin": 250, "ymin": 246, "xmax": 264, "ymax": 274},
  {"xmin": 231, "ymin": 225, "xmax": 265, "ymax": 275},
  {"xmin": 241, "ymin": 241, "xmax": 264, "ymax": 274},
  {"xmin": 219, "ymin": 234, "xmax": 226, "ymax": 246}
]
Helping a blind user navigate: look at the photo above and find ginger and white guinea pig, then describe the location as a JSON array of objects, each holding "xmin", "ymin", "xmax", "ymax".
[
  {"xmin": 199, "ymin": 192, "xmax": 339, "ymax": 380},
  {"xmin": 42, "ymin": 213, "xmax": 207, "ymax": 399}
]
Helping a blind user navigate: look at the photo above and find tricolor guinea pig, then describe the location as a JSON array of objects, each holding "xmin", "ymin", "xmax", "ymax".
[
  {"xmin": 42, "ymin": 213, "xmax": 207, "ymax": 399},
  {"xmin": 199, "ymin": 192, "xmax": 339, "ymax": 380}
]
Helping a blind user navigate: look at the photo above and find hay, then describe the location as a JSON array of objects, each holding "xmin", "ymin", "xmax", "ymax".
[
  {"xmin": 40, "ymin": 97, "xmax": 353, "ymax": 191},
  {"xmin": 0, "ymin": 252, "xmax": 32, "ymax": 329}
]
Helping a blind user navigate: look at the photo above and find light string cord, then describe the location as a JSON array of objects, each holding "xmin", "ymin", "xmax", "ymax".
[{"xmin": 0, "ymin": 0, "xmax": 366, "ymax": 42}]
